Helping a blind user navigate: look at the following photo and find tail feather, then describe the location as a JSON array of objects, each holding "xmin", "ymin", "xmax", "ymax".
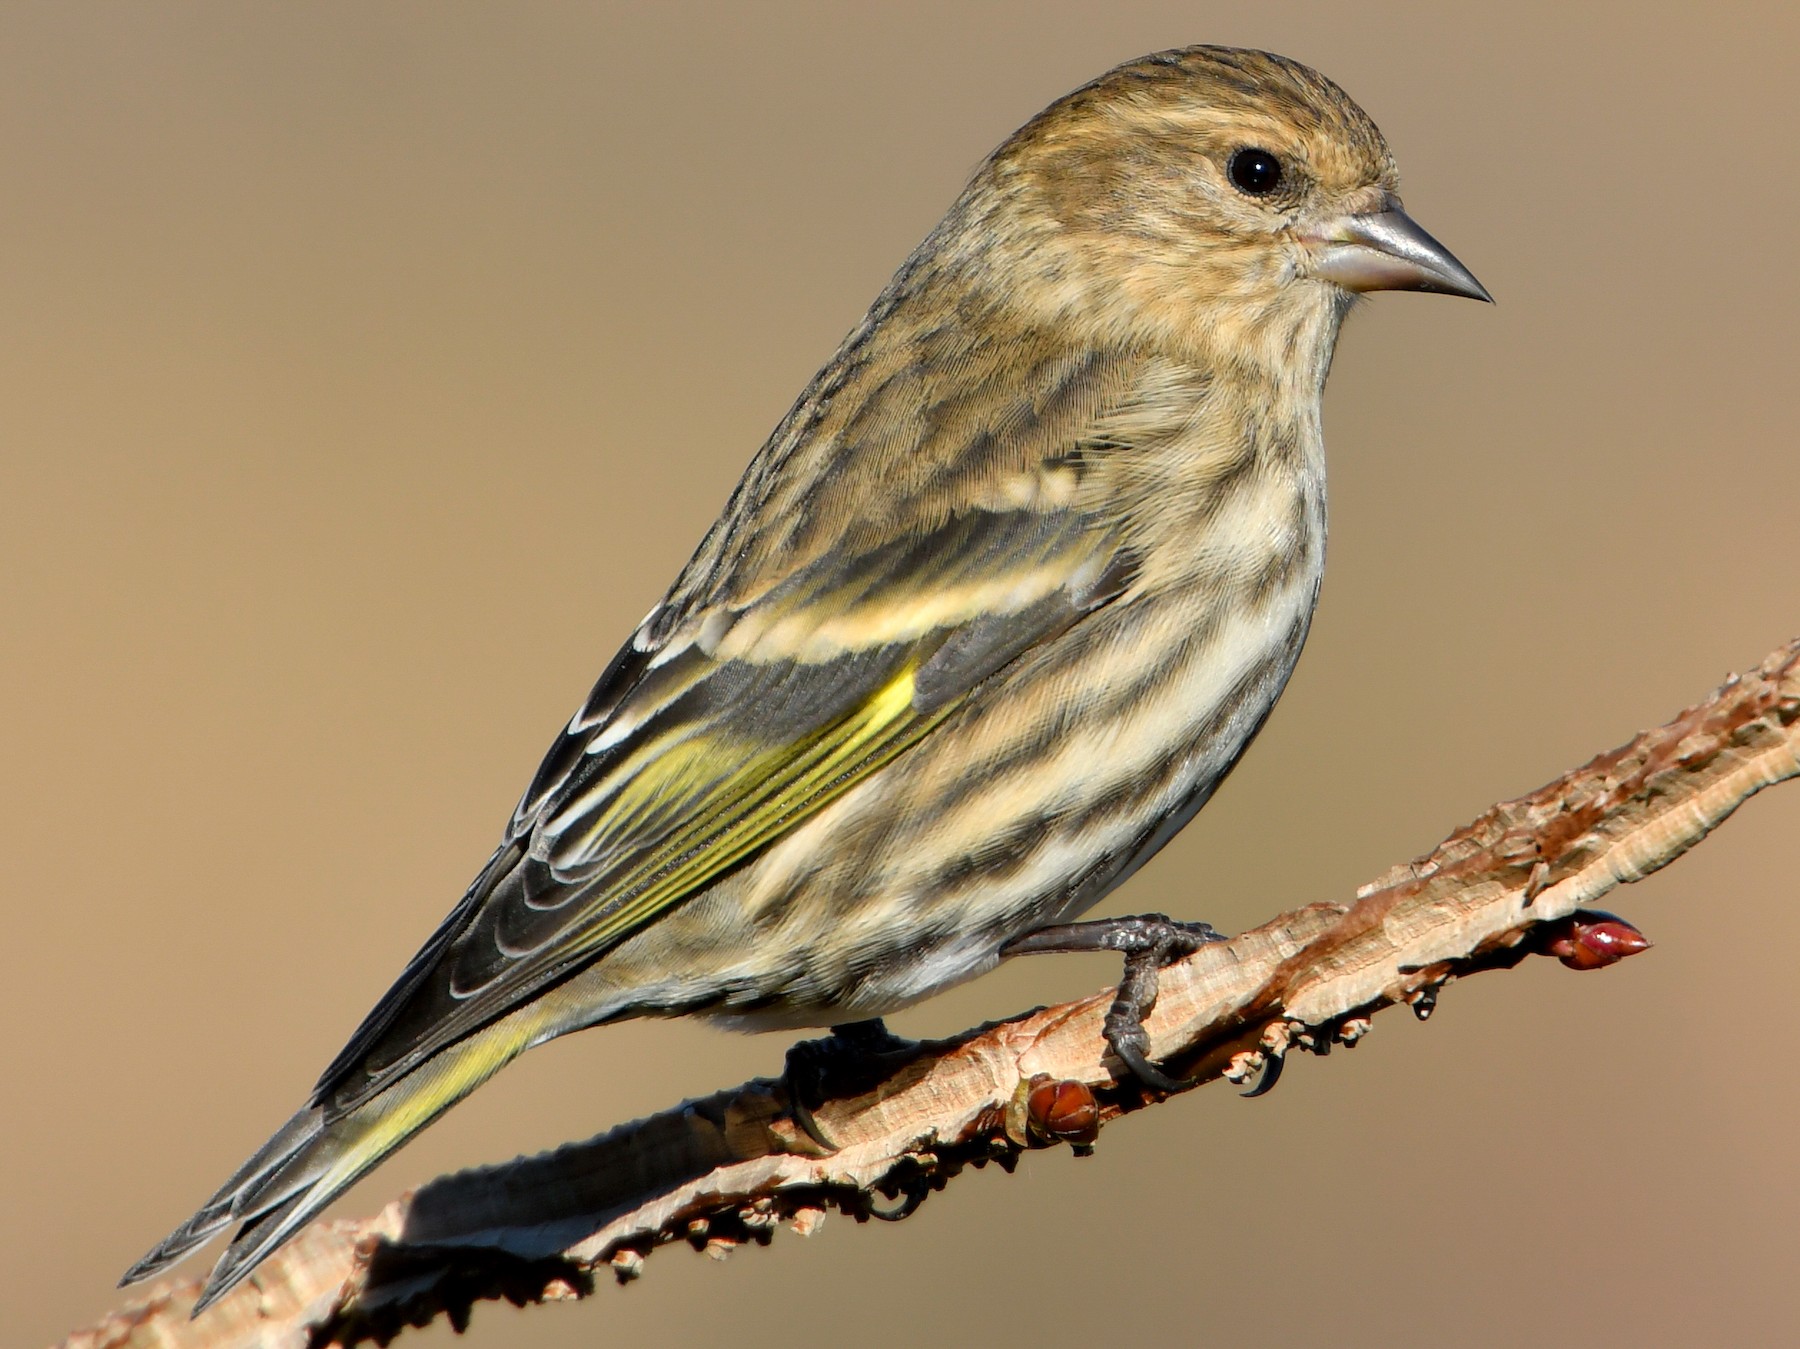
[
  {"xmin": 120, "ymin": 997, "xmax": 566, "ymax": 1312},
  {"xmin": 120, "ymin": 1105, "xmax": 325, "ymax": 1287},
  {"xmin": 190, "ymin": 1190, "xmax": 319, "ymax": 1315}
]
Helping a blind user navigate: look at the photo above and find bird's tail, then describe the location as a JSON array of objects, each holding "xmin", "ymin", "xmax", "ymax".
[{"xmin": 120, "ymin": 996, "xmax": 563, "ymax": 1314}]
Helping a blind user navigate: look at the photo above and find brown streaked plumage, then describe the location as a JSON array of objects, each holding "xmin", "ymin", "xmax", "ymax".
[{"xmin": 124, "ymin": 45, "xmax": 1487, "ymax": 1312}]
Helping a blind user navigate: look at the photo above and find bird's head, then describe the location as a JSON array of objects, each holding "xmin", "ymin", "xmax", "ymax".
[{"xmin": 962, "ymin": 46, "xmax": 1489, "ymax": 373}]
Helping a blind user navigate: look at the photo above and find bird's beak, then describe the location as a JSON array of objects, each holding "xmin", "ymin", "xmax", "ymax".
[{"xmin": 1306, "ymin": 193, "xmax": 1492, "ymax": 302}]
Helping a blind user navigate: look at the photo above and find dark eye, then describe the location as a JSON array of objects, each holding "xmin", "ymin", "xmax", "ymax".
[{"xmin": 1228, "ymin": 147, "xmax": 1283, "ymax": 197}]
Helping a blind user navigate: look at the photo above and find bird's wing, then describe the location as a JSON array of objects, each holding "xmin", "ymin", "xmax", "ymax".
[{"xmin": 315, "ymin": 342, "xmax": 1147, "ymax": 1115}]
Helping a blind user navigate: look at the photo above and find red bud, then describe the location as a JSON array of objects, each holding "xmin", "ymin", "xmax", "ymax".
[
  {"xmin": 1025, "ymin": 1076, "xmax": 1100, "ymax": 1148},
  {"xmin": 1540, "ymin": 910, "xmax": 1652, "ymax": 970}
]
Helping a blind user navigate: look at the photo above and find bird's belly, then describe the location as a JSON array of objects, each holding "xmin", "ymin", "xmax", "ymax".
[{"xmin": 676, "ymin": 556, "xmax": 1322, "ymax": 1033}]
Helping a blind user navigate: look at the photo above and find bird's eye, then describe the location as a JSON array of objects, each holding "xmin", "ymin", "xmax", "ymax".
[{"xmin": 1228, "ymin": 148, "xmax": 1283, "ymax": 197}]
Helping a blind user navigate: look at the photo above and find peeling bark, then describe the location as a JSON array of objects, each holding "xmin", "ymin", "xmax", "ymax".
[{"xmin": 62, "ymin": 639, "xmax": 1800, "ymax": 1349}]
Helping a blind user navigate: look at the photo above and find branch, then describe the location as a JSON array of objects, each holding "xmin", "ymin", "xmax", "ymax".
[{"xmin": 65, "ymin": 639, "xmax": 1800, "ymax": 1349}]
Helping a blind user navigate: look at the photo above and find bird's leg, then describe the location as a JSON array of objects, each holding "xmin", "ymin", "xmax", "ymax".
[
  {"xmin": 782, "ymin": 1017, "xmax": 924, "ymax": 1151},
  {"xmin": 1001, "ymin": 914, "xmax": 1226, "ymax": 1093}
]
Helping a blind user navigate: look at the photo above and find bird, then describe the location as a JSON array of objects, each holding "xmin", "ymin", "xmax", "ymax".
[{"xmin": 122, "ymin": 44, "xmax": 1488, "ymax": 1313}]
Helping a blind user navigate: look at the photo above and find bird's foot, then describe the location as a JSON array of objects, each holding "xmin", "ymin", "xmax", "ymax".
[
  {"xmin": 1002, "ymin": 914, "xmax": 1227, "ymax": 1093},
  {"xmin": 782, "ymin": 1018, "xmax": 924, "ymax": 1151}
]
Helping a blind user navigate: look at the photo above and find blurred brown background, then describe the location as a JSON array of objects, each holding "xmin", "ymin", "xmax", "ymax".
[{"xmin": 6, "ymin": 4, "xmax": 1797, "ymax": 1346}]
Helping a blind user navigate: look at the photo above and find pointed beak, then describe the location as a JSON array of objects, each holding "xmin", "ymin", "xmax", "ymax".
[{"xmin": 1306, "ymin": 193, "xmax": 1492, "ymax": 302}]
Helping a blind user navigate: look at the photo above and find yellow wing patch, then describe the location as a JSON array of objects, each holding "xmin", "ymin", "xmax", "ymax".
[{"xmin": 559, "ymin": 667, "xmax": 938, "ymax": 962}]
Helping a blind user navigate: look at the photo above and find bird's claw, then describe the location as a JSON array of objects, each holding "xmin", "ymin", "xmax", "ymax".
[
  {"xmin": 866, "ymin": 1178, "xmax": 931, "ymax": 1222},
  {"xmin": 1103, "ymin": 1015, "xmax": 1198, "ymax": 1093},
  {"xmin": 785, "ymin": 1084, "xmax": 840, "ymax": 1153},
  {"xmin": 1005, "ymin": 913, "xmax": 1225, "ymax": 1093},
  {"xmin": 781, "ymin": 1018, "xmax": 923, "ymax": 1152},
  {"xmin": 1239, "ymin": 1050, "xmax": 1285, "ymax": 1098}
]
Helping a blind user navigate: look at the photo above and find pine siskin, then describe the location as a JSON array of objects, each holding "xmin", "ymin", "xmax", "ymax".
[{"xmin": 124, "ymin": 45, "xmax": 1488, "ymax": 1312}]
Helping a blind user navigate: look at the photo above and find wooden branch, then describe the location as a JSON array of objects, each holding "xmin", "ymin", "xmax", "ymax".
[{"xmin": 65, "ymin": 639, "xmax": 1800, "ymax": 1349}]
